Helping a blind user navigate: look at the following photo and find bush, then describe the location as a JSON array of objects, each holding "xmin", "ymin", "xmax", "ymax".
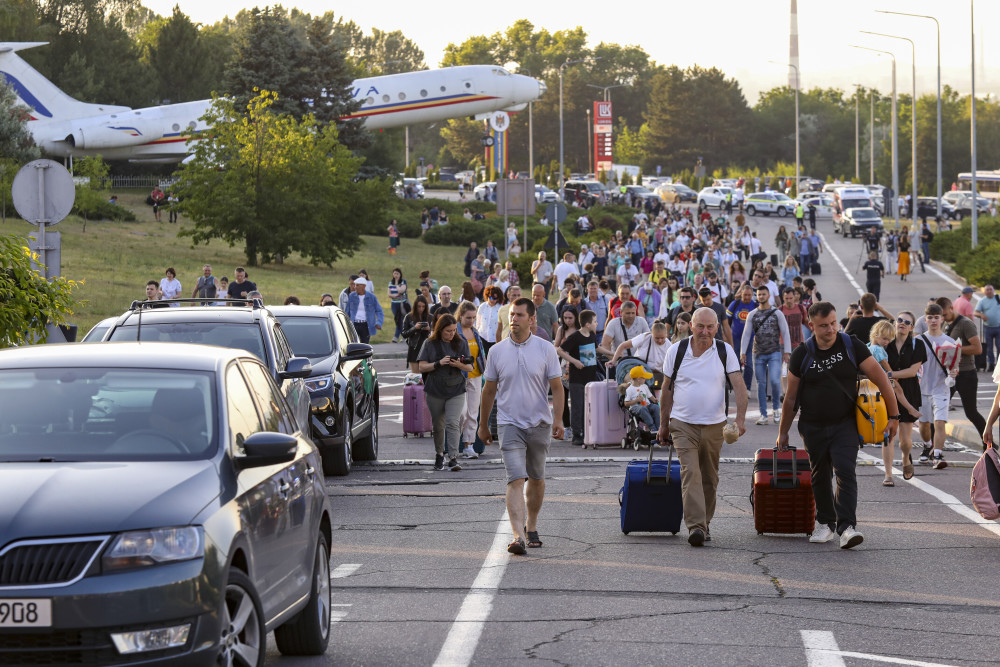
[
  {"xmin": 929, "ymin": 218, "xmax": 1000, "ymax": 286},
  {"xmin": 395, "ymin": 218, "xmax": 422, "ymax": 238},
  {"xmin": 422, "ymin": 220, "xmax": 495, "ymax": 246},
  {"xmin": 73, "ymin": 188, "xmax": 136, "ymax": 221}
]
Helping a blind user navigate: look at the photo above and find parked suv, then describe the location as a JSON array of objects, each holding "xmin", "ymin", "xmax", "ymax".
[
  {"xmin": 104, "ymin": 299, "xmax": 312, "ymax": 433},
  {"xmin": 270, "ymin": 306, "xmax": 379, "ymax": 476},
  {"xmin": 654, "ymin": 182, "xmax": 697, "ymax": 203},
  {"xmin": 836, "ymin": 207, "xmax": 884, "ymax": 237},
  {"xmin": 697, "ymin": 186, "xmax": 732, "ymax": 209},
  {"xmin": 562, "ymin": 180, "xmax": 606, "ymax": 206},
  {"xmin": 915, "ymin": 197, "xmax": 959, "ymax": 221}
]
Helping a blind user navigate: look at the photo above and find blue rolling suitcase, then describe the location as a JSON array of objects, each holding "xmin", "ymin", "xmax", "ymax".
[{"xmin": 619, "ymin": 445, "xmax": 683, "ymax": 535}]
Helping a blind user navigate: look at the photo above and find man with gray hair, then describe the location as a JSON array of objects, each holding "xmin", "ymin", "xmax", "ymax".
[
  {"xmin": 658, "ymin": 308, "xmax": 748, "ymax": 546},
  {"xmin": 601, "ymin": 300, "xmax": 649, "ymax": 355}
]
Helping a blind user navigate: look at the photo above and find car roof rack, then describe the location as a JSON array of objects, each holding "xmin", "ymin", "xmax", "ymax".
[{"xmin": 126, "ymin": 297, "xmax": 263, "ymax": 312}]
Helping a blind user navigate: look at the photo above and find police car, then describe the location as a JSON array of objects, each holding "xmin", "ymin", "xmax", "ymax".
[
  {"xmin": 744, "ymin": 192, "xmax": 795, "ymax": 217},
  {"xmin": 799, "ymin": 196, "xmax": 835, "ymax": 218}
]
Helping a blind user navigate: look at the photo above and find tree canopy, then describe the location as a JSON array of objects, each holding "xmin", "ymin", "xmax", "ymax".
[
  {"xmin": 176, "ymin": 90, "xmax": 392, "ymax": 267},
  {"xmin": 0, "ymin": 234, "xmax": 80, "ymax": 347}
]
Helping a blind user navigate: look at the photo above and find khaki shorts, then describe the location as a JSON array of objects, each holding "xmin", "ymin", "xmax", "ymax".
[{"xmin": 499, "ymin": 424, "xmax": 551, "ymax": 484}]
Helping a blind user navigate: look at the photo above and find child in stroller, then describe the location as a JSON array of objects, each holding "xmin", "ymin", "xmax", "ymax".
[{"xmin": 619, "ymin": 366, "xmax": 660, "ymax": 450}]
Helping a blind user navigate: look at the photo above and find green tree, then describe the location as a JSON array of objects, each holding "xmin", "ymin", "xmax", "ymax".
[
  {"xmin": 643, "ymin": 65, "xmax": 752, "ymax": 174},
  {"xmin": 0, "ymin": 233, "xmax": 80, "ymax": 347},
  {"xmin": 176, "ymin": 90, "xmax": 391, "ymax": 267},
  {"xmin": 0, "ymin": 81, "xmax": 40, "ymax": 164},
  {"xmin": 139, "ymin": 6, "xmax": 216, "ymax": 103}
]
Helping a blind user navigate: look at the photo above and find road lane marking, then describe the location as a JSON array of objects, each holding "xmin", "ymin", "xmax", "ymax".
[
  {"xmin": 858, "ymin": 452, "xmax": 1000, "ymax": 538},
  {"xmin": 433, "ymin": 510, "xmax": 511, "ymax": 667},
  {"xmin": 802, "ymin": 629, "xmax": 959, "ymax": 667},
  {"xmin": 330, "ymin": 563, "xmax": 361, "ymax": 578},
  {"xmin": 818, "ymin": 232, "xmax": 863, "ymax": 296}
]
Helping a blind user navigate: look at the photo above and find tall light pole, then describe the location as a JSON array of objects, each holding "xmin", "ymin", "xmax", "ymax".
[
  {"xmin": 559, "ymin": 58, "xmax": 589, "ymax": 199},
  {"xmin": 971, "ymin": 0, "xmax": 978, "ymax": 248},
  {"xmin": 854, "ymin": 83, "xmax": 862, "ymax": 182},
  {"xmin": 870, "ymin": 90, "xmax": 875, "ymax": 184},
  {"xmin": 876, "ymin": 10, "xmax": 942, "ymax": 218},
  {"xmin": 769, "ymin": 61, "xmax": 799, "ymax": 197},
  {"xmin": 862, "ymin": 31, "xmax": 916, "ymax": 227},
  {"xmin": 853, "ymin": 45, "xmax": 898, "ymax": 229}
]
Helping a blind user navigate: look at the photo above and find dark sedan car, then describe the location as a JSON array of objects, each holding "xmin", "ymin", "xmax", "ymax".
[
  {"xmin": 0, "ymin": 343, "xmax": 332, "ymax": 666},
  {"xmin": 270, "ymin": 305, "xmax": 379, "ymax": 477}
]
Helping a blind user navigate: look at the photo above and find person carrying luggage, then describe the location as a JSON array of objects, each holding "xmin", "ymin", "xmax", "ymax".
[
  {"xmin": 777, "ymin": 301, "xmax": 899, "ymax": 550},
  {"xmin": 658, "ymin": 308, "xmax": 748, "ymax": 546},
  {"xmin": 417, "ymin": 315, "xmax": 475, "ymax": 472},
  {"xmin": 557, "ymin": 310, "xmax": 613, "ymax": 446},
  {"xmin": 479, "ymin": 298, "xmax": 565, "ymax": 555}
]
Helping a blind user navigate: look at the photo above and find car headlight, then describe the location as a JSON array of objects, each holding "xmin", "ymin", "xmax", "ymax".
[
  {"xmin": 305, "ymin": 374, "xmax": 333, "ymax": 393},
  {"xmin": 103, "ymin": 526, "xmax": 204, "ymax": 571}
]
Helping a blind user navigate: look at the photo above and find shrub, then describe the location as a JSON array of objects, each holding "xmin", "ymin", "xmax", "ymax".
[
  {"xmin": 395, "ymin": 218, "xmax": 422, "ymax": 238},
  {"xmin": 422, "ymin": 220, "xmax": 495, "ymax": 246},
  {"xmin": 929, "ymin": 218, "xmax": 1000, "ymax": 286},
  {"xmin": 73, "ymin": 187, "xmax": 136, "ymax": 222}
]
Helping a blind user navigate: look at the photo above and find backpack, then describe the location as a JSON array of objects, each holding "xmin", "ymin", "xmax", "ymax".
[
  {"xmin": 971, "ymin": 446, "xmax": 1000, "ymax": 520},
  {"xmin": 667, "ymin": 338, "xmax": 734, "ymax": 413}
]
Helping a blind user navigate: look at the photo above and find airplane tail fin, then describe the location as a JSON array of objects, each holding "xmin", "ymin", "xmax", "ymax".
[{"xmin": 0, "ymin": 42, "xmax": 129, "ymax": 121}]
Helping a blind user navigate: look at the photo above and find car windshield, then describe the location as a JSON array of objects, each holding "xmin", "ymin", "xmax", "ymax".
[
  {"xmin": 109, "ymin": 322, "xmax": 267, "ymax": 362},
  {"xmin": 853, "ymin": 209, "xmax": 879, "ymax": 220},
  {"xmin": 277, "ymin": 317, "xmax": 335, "ymax": 359},
  {"xmin": 0, "ymin": 368, "xmax": 217, "ymax": 462},
  {"xmin": 842, "ymin": 198, "xmax": 869, "ymax": 209}
]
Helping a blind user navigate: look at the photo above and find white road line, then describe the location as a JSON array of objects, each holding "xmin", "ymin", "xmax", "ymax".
[
  {"xmin": 802, "ymin": 629, "xmax": 959, "ymax": 667},
  {"xmin": 432, "ymin": 510, "xmax": 512, "ymax": 667},
  {"xmin": 330, "ymin": 563, "xmax": 362, "ymax": 578},
  {"xmin": 801, "ymin": 630, "xmax": 847, "ymax": 667},
  {"xmin": 818, "ymin": 233, "xmax": 863, "ymax": 296},
  {"xmin": 858, "ymin": 452, "xmax": 1000, "ymax": 537}
]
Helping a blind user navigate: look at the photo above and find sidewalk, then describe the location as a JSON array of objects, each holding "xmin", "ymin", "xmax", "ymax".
[{"xmin": 372, "ymin": 341, "xmax": 409, "ymax": 360}]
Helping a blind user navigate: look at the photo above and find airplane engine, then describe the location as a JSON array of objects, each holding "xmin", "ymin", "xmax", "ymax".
[{"xmin": 65, "ymin": 122, "xmax": 160, "ymax": 150}]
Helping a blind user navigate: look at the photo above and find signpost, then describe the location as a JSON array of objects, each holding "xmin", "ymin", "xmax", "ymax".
[
  {"xmin": 593, "ymin": 101, "xmax": 613, "ymax": 177},
  {"xmin": 497, "ymin": 179, "xmax": 536, "ymax": 260},
  {"xmin": 545, "ymin": 202, "xmax": 568, "ymax": 261}
]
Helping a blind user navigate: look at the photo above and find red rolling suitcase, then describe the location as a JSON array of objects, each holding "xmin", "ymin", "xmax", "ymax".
[
  {"xmin": 751, "ymin": 446, "xmax": 815, "ymax": 535},
  {"xmin": 403, "ymin": 383, "xmax": 433, "ymax": 437}
]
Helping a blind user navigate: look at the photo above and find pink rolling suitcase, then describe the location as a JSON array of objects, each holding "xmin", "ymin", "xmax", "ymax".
[
  {"xmin": 584, "ymin": 380, "xmax": 627, "ymax": 448},
  {"xmin": 403, "ymin": 383, "xmax": 433, "ymax": 437}
]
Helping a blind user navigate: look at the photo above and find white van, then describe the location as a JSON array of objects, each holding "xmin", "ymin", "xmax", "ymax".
[{"xmin": 832, "ymin": 186, "xmax": 872, "ymax": 219}]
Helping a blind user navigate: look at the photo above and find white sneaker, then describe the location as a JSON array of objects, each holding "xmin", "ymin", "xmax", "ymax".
[
  {"xmin": 840, "ymin": 526, "xmax": 864, "ymax": 549},
  {"xmin": 772, "ymin": 411, "xmax": 780, "ymax": 424},
  {"xmin": 809, "ymin": 524, "xmax": 836, "ymax": 543},
  {"xmin": 461, "ymin": 447, "xmax": 478, "ymax": 459},
  {"xmin": 755, "ymin": 415, "xmax": 769, "ymax": 425}
]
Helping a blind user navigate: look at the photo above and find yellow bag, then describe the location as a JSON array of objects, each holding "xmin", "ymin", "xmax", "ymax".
[{"xmin": 856, "ymin": 379, "xmax": 889, "ymax": 445}]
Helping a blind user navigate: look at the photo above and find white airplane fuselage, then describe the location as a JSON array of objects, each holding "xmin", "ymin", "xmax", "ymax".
[{"xmin": 1, "ymin": 43, "xmax": 546, "ymax": 162}]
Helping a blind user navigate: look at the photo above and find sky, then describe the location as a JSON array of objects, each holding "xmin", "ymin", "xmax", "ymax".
[{"xmin": 143, "ymin": 0, "xmax": 1000, "ymax": 103}]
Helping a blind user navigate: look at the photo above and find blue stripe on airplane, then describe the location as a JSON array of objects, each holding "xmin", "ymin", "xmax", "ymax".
[{"xmin": 0, "ymin": 70, "xmax": 53, "ymax": 118}]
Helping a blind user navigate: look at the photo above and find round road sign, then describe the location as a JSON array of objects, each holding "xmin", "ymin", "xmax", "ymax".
[{"xmin": 11, "ymin": 159, "xmax": 75, "ymax": 226}]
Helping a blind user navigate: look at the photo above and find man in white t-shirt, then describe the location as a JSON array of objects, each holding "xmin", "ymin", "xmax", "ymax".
[
  {"xmin": 658, "ymin": 308, "xmax": 748, "ymax": 546},
  {"xmin": 616, "ymin": 258, "xmax": 640, "ymax": 287},
  {"xmin": 916, "ymin": 303, "xmax": 959, "ymax": 469},
  {"xmin": 552, "ymin": 253, "xmax": 580, "ymax": 292},
  {"xmin": 609, "ymin": 322, "xmax": 671, "ymax": 371}
]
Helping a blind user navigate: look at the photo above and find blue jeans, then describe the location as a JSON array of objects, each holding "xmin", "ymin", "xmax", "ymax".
[
  {"xmin": 985, "ymin": 325, "xmax": 1000, "ymax": 367},
  {"xmin": 630, "ymin": 404, "xmax": 660, "ymax": 431},
  {"xmin": 753, "ymin": 350, "xmax": 782, "ymax": 416},
  {"xmin": 922, "ymin": 242, "xmax": 930, "ymax": 264},
  {"xmin": 390, "ymin": 302, "xmax": 405, "ymax": 339},
  {"xmin": 799, "ymin": 253, "xmax": 811, "ymax": 275},
  {"xmin": 735, "ymin": 338, "xmax": 754, "ymax": 389}
]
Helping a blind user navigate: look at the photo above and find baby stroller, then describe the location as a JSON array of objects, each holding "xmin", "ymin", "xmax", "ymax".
[{"xmin": 614, "ymin": 358, "xmax": 660, "ymax": 451}]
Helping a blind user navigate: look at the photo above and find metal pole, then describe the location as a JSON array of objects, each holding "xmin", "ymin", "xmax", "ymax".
[
  {"xmin": 586, "ymin": 108, "xmax": 592, "ymax": 176},
  {"xmin": 854, "ymin": 85, "xmax": 861, "ymax": 182},
  {"xmin": 870, "ymin": 90, "xmax": 875, "ymax": 184},
  {"xmin": 768, "ymin": 61, "xmax": 799, "ymax": 196},
  {"xmin": 404, "ymin": 126, "xmax": 409, "ymax": 171},
  {"xmin": 528, "ymin": 102, "xmax": 533, "ymax": 184},
  {"xmin": 861, "ymin": 32, "xmax": 916, "ymax": 225},
  {"xmin": 971, "ymin": 0, "xmax": 978, "ymax": 248},
  {"xmin": 852, "ymin": 45, "xmax": 897, "ymax": 228},
  {"xmin": 875, "ymin": 10, "xmax": 942, "ymax": 216}
]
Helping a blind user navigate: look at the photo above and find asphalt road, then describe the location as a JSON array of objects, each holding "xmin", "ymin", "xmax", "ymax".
[{"xmin": 266, "ymin": 209, "xmax": 1000, "ymax": 666}]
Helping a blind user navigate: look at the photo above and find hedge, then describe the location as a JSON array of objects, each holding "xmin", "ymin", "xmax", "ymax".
[{"xmin": 929, "ymin": 217, "xmax": 1000, "ymax": 286}]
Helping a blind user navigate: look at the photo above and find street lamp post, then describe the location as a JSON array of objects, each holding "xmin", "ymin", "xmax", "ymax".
[
  {"xmin": 854, "ymin": 84, "xmax": 862, "ymax": 182},
  {"xmin": 585, "ymin": 83, "xmax": 627, "ymax": 103},
  {"xmin": 862, "ymin": 31, "xmax": 917, "ymax": 228},
  {"xmin": 852, "ymin": 45, "xmax": 898, "ymax": 230},
  {"xmin": 769, "ymin": 61, "xmax": 799, "ymax": 198},
  {"xmin": 871, "ymin": 90, "xmax": 875, "ymax": 184},
  {"xmin": 971, "ymin": 0, "xmax": 978, "ymax": 248},
  {"xmin": 876, "ymin": 10, "xmax": 942, "ymax": 218}
]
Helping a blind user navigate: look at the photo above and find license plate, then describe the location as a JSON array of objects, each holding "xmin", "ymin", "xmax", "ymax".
[{"xmin": 0, "ymin": 599, "xmax": 52, "ymax": 627}]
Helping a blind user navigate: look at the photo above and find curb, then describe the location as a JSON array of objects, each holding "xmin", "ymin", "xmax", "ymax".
[
  {"xmin": 945, "ymin": 421, "xmax": 984, "ymax": 449},
  {"xmin": 350, "ymin": 456, "xmax": 977, "ymax": 468}
]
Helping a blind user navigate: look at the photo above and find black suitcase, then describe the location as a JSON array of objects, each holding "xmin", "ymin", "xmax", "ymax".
[
  {"xmin": 811, "ymin": 261, "xmax": 822, "ymax": 275},
  {"xmin": 619, "ymin": 445, "xmax": 683, "ymax": 535},
  {"xmin": 770, "ymin": 253, "xmax": 779, "ymax": 266}
]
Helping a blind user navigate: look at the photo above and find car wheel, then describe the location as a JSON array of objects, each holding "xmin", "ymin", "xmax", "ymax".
[
  {"xmin": 777, "ymin": 207, "xmax": 787, "ymax": 218},
  {"xmin": 718, "ymin": 201, "xmax": 726, "ymax": 210},
  {"xmin": 746, "ymin": 205, "xmax": 756, "ymax": 216},
  {"xmin": 274, "ymin": 533, "xmax": 331, "ymax": 656},
  {"xmin": 323, "ymin": 415, "xmax": 352, "ymax": 476},
  {"xmin": 219, "ymin": 569, "xmax": 265, "ymax": 667},
  {"xmin": 354, "ymin": 403, "xmax": 379, "ymax": 461}
]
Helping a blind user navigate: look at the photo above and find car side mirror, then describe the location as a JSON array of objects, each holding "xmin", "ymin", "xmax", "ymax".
[
  {"xmin": 235, "ymin": 432, "xmax": 298, "ymax": 468},
  {"xmin": 280, "ymin": 356, "xmax": 312, "ymax": 379},
  {"xmin": 342, "ymin": 342, "xmax": 373, "ymax": 362}
]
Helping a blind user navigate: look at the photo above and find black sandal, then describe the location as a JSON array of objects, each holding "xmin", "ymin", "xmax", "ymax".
[
  {"xmin": 526, "ymin": 530, "xmax": 543, "ymax": 548},
  {"xmin": 507, "ymin": 537, "xmax": 526, "ymax": 555}
]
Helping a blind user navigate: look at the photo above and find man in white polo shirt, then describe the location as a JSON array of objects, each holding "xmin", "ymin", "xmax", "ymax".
[{"xmin": 479, "ymin": 298, "xmax": 565, "ymax": 555}]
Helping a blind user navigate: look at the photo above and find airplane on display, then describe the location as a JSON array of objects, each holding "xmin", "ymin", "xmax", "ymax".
[{"xmin": 0, "ymin": 42, "xmax": 547, "ymax": 163}]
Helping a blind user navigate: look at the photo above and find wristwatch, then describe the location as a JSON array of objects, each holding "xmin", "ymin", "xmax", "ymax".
[
  {"xmin": 886, "ymin": 371, "xmax": 893, "ymax": 379},
  {"xmin": 888, "ymin": 415, "xmax": 901, "ymax": 420}
]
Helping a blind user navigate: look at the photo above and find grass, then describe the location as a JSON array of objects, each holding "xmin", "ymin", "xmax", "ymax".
[{"xmin": 5, "ymin": 190, "xmax": 470, "ymax": 343}]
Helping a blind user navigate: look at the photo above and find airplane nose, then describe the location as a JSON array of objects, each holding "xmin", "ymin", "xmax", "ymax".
[{"xmin": 538, "ymin": 79, "xmax": 548, "ymax": 96}]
